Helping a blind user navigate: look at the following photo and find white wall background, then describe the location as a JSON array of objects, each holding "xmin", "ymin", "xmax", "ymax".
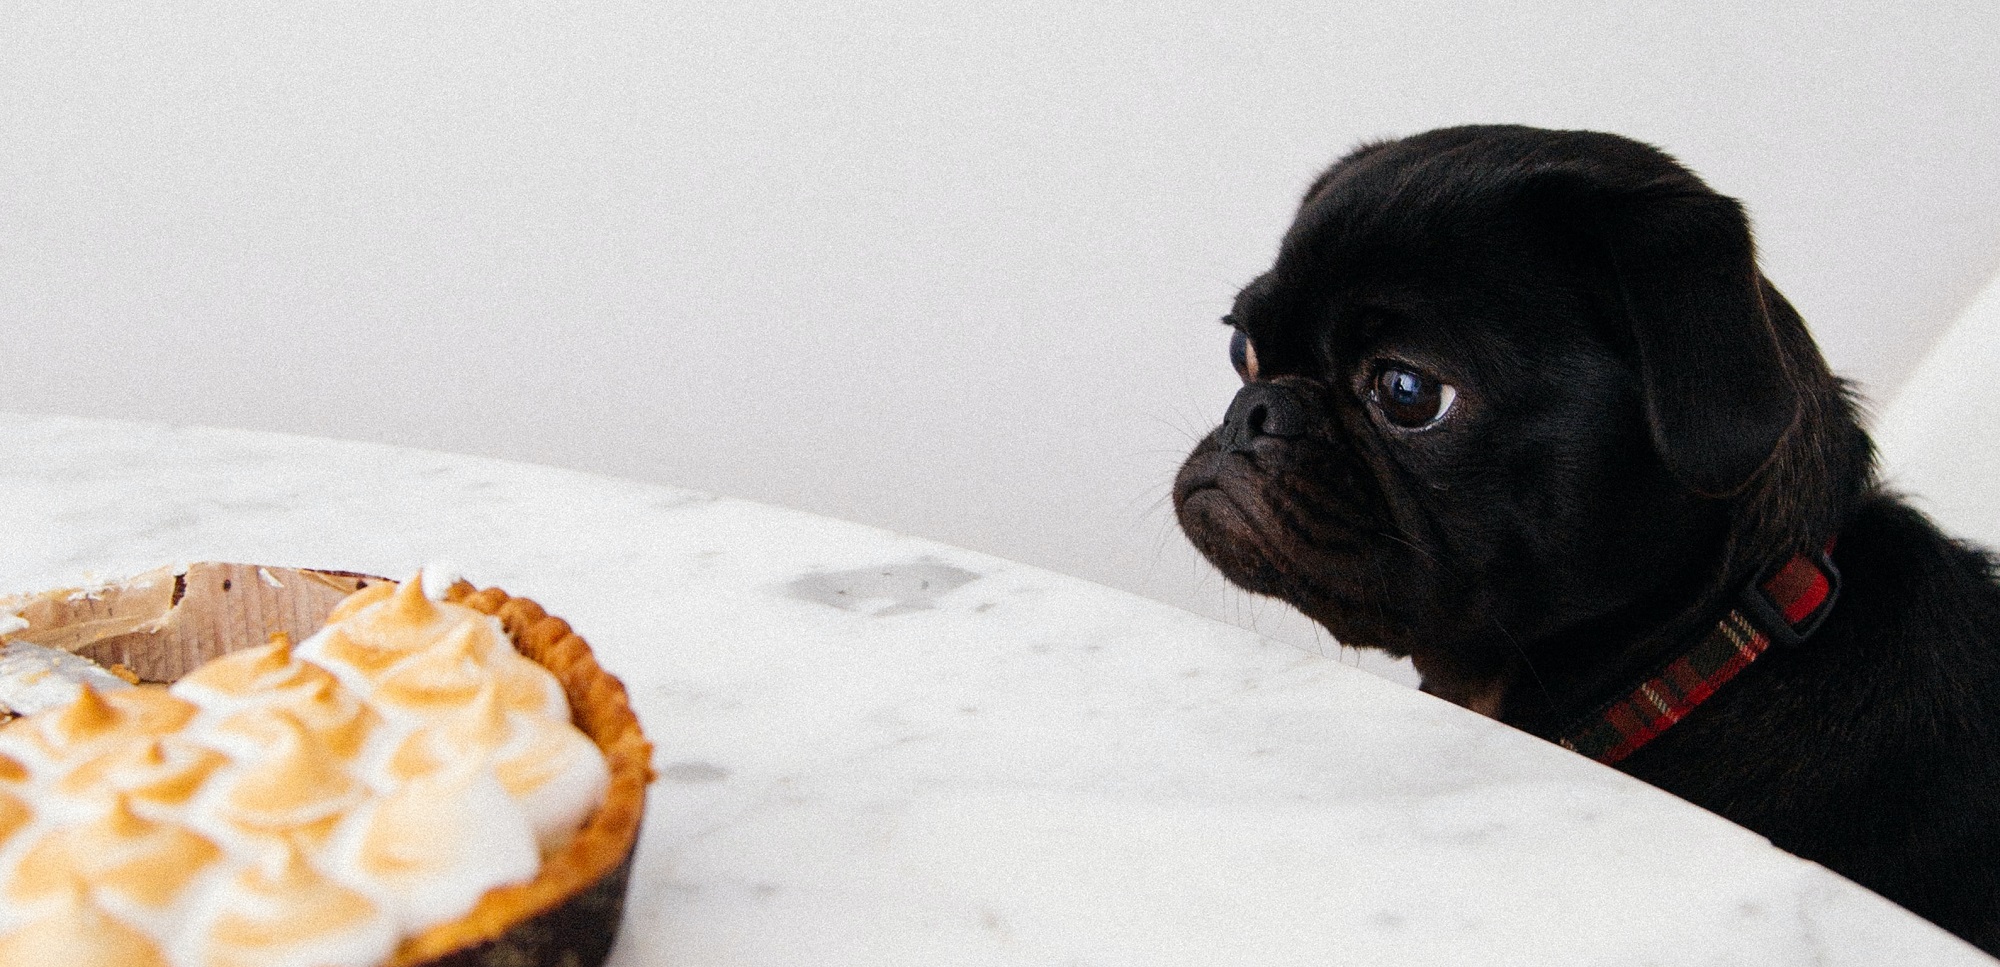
[
  {"xmin": 4, "ymin": 1, "xmax": 1998, "ymax": 671},
  {"xmin": 1878, "ymin": 271, "xmax": 2000, "ymax": 550}
]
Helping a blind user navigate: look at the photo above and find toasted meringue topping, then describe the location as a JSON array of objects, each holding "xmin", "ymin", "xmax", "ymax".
[
  {"xmin": 0, "ymin": 750, "xmax": 26, "ymax": 783},
  {"xmin": 383, "ymin": 573, "xmax": 446, "ymax": 627},
  {"xmin": 200, "ymin": 845, "xmax": 396, "ymax": 967},
  {"xmin": 56, "ymin": 736, "xmax": 230, "ymax": 807},
  {"xmin": 110, "ymin": 687, "xmax": 199, "ymax": 731},
  {"xmin": 10, "ymin": 798, "xmax": 221, "ymax": 908},
  {"xmin": 217, "ymin": 713, "xmax": 364, "ymax": 831},
  {"xmin": 0, "ymin": 570, "xmax": 610, "ymax": 967},
  {"xmin": 0, "ymin": 790, "xmax": 31, "ymax": 845},
  {"xmin": 370, "ymin": 621, "xmax": 495, "ymax": 713},
  {"xmin": 498, "ymin": 724, "xmax": 610, "ymax": 847},
  {"xmin": 51, "ymin": 684, "xmax": 121, "ymax": 741},
  {"xmin": 333, "ymin": 576, "xmax": 460, "ymax": 651},
  {"xmin": 487, "ymin": 650, "xmax": 571, "ymax": 718},
  {"xmin": 214, "ymin": 674, "xmax": 379, "ymax": 761},
  {"xmin": 443, "ymin": 682, "xmax": 510, "ymax": 747},
  {"xmin": 342, "ymin": 760, "xmax": 539, "ymax": 931},
  {"xmin": 0, "ymin": 887, "xmax": 170, "ymax": 967},
  {"xmin": 385, "ymin": 685, "xmax": 609, "ymax": 846},
  {"xmin": 10, "ymin": 686, "xmax": 197, "ymax": 762},
  {"xmin": 172, "ymin": 635, "xmax": 314, "ymax": 703},
  {"xmin": 299, "ymin": 627, "xmax": 413, "ymax": 685}
]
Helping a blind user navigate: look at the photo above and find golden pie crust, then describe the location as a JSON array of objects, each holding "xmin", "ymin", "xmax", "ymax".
[{"xmin": 0, "ymin": 564, "xmax": 653, "ymax": 967}]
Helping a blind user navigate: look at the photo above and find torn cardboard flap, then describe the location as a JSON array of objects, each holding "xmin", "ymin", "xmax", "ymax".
[{"xmin": 0, "ymin": 563, "xmax": 381, "ymax": 682}]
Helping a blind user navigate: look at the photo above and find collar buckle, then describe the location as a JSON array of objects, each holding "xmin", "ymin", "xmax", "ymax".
[{"xmin": 1737, "ymin": 546, "xmax": 1841, "ymax": 648}]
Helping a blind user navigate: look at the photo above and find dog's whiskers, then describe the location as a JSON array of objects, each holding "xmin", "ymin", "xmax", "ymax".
[
  {"xmin": 1376, "ymin": 529, "xmax": 1440, "ymax": 568},
  {"xmin": 1368, "ymin": 555, "xmax": 1392, "ymax": 642},
  {"xmin": 1486, "ymin": 615, "xmax": 1554, "ymax": 711}
]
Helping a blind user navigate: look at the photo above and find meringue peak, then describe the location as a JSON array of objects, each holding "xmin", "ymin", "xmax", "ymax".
[{"xmin": 0, "ymin": 886, "xmax": 170, "ymax": 967}]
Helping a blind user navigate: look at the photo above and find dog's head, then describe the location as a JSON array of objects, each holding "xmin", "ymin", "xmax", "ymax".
[{"xmin": 1174, "ymin": 126, "xmax": 1870, "ymax": 704}]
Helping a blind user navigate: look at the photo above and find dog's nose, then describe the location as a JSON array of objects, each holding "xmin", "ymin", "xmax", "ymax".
[{"xmin": 1218, "ymin": 382, "xmax": 1309, "ymax": 453}]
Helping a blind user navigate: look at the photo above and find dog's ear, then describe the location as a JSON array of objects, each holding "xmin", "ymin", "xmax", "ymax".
[{"xmin": 1529, "ymin": 169, "xmax": 1799, "ymax": 498}]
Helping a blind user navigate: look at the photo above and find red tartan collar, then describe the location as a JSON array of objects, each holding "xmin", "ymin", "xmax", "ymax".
[{"xmin": 1558, "ymin": 542, "xmax": 1841, "ymax": 765}]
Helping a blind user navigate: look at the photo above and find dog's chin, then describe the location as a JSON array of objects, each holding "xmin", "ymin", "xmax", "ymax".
[
  {"xmin": 1172, "ymin": 485, "xmax": 1285, "ymax": 594},
  {"xmin": 1174, "ymin": 457, "xmax": 1414, "ymax": 657},
  {"xmin": 1174, "ymin": 449, "xmax": 1293, "ymax": 589}
]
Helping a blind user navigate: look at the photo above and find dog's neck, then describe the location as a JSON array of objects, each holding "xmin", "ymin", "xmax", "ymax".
[
  {"xmin": 1441, "ymin": 534, "xmax": 1841, "ymax": 755},
  {"xmin": 1425, "ymin": 555, "xmax": 1751, "ymax": 735}
]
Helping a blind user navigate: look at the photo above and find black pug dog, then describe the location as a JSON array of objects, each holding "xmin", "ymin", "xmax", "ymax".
[{"xmin": 1174, "ymin": 125, "xmax": 2000, "ymax": 953}]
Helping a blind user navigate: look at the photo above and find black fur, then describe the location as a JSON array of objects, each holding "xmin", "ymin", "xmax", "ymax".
[{"xmin": 1173, "ymin": 125, "xmax": 2000, "ymax": 952}]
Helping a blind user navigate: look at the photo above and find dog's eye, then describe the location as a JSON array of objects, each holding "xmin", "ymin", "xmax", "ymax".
[
  {"xmin": 1372, "ymin": 366, "xmax": 1457, "ymax": 429},
  {"xmin": 1229, "ymin": 329, "xmax": 1259, "ymax": 382}
]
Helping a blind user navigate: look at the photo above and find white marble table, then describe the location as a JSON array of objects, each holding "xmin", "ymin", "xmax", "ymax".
[{"xmin": 0, "ymin": 413, "xmax": 1989, "ymax": 966}]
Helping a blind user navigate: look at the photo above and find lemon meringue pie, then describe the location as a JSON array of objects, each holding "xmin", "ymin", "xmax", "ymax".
[{"xmin": 0, "ymin": 566, "xmax": 650, "ymax": 967}]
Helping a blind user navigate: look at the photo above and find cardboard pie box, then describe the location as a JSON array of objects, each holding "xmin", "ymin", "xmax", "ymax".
[{"xmin": 0, "ymin": 562, "xmax": 651, "ymax": 967}]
